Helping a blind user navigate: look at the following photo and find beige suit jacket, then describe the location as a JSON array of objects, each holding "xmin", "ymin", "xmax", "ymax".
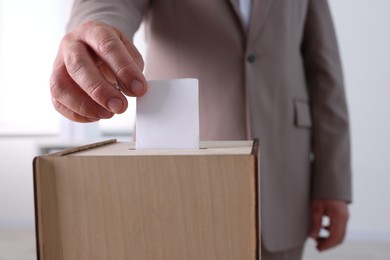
[{"xmin": 68, "ymin": 0, "xmax": 352, "ymax": 252}]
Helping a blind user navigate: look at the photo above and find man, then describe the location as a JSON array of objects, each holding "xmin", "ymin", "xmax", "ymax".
[{"xmin": 50, "ymin": 0, "xmax": 351, "ymax": 258}]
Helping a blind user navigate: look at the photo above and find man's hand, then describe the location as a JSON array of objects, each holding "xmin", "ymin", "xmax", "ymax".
[
  {"xmin": 50, "ymin": 21, "xmax": 147, "ymax": 122},
  {"xmin": 310, "ymin": 199, "xmax": 349, "ymax": 251}
]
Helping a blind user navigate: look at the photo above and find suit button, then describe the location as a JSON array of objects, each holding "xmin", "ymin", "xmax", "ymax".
[{"xmin": 247, "ymin": 53, "xmax": 256, "ymax": 63}]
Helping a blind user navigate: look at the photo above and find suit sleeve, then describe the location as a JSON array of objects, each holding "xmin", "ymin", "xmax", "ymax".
[
  {"xmin": 66, "ymin": 0, "xmax": 150, "ymax": 38},
  {"xmin": 301, "ymin": 0, "xmax": 352, "ymax": 202}
]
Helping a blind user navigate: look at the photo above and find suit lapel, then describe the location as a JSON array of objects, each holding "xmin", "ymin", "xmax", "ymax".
[
  {"xmin": 227, "ymin": 0, "xmax": 245, "ymax": 30},
  {"xmin": 247, "ymin": 0, "xmax": 275, "ymax": 46}
]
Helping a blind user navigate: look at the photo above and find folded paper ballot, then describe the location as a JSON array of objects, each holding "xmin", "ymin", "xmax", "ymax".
[{"xmin": 136, "ymin": 78, "xmax": 199, "ymax": 149}]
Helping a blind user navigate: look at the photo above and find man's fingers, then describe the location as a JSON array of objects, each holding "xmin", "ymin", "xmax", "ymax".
[
  {"xmin": 82, "ymin": 22, "xmax": 147, "ymax": 97},
  {"xmin": 61, "ymin": 37, "xmax": 128, "ymax": 114},
  {"xmin": 316, "ymin": 224, "xmax": 344, "ymax": 251},
  {"xmin": 50, "ymin": 21, "xmax": 146, "ymax": 123},
  {"xmin": 317, "ymin": 203, "xmax": 348, "ymax": 251},
  {"xmin": 50, "ymin": 65, "xmax": 115, "ymax": 120},
  {"xmin": 52, "ymin": 98, "xmax": 99, "ymax": 123},
  {"xmin": 121, "ymin": 35, "xmax": 145, "ymax": 71},
  {"xmin": 311, "ymin": 200, "xmax": 349, "ymax": 252}
]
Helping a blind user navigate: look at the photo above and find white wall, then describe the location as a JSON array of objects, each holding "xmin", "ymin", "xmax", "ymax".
[
  {"xmin": 0, "ymin": 0, "xmax": 389, "ymax": 242},
  {"xmin": 329, "ymin": 0, "xmax": 390, "ymax": 240},
  {"xmin": 0, "ymin": 0, "xmax": 71, "ymax": 134},
  {"xmin": 0, "ymin": 138, "xmax": 42, "ymax": 228}
]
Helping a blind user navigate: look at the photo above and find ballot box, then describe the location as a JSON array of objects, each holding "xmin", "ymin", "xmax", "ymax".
[{"xmin": 33, "ymin": 139, "xmax": 260, "ymax": 260}]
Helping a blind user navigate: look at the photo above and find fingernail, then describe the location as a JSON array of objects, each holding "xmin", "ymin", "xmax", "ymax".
[
  {"xmin": 107, "ymin": 98, "xmax": 123, "ymax": 113},
  {"xmin": 130, "ymin": 80, "xmax": 145, "ymax": 96}
]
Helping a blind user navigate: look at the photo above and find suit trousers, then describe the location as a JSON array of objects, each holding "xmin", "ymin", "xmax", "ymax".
[{"xmin": 261, "ymin": 245, "xmax": 304, "ymax": 260}]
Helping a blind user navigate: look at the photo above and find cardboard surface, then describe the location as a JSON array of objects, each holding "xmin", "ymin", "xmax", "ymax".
[
  {"xmin": 34, "ymin": 140, "xmax": 260, "ymax": 260},
  {"xmin": 71, "ymin": 140, "xmax": 254, "ymax": 156}
]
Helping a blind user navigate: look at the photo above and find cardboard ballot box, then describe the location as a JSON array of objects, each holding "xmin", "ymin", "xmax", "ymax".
[{"xmin": 33, "ymin": 139, "xmax": 260, "ymax": 260}]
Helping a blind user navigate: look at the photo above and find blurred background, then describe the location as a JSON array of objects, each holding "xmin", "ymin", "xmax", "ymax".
[{"xmin": 0, "ymin": 0, "xmax": 389, "ymax": 259}]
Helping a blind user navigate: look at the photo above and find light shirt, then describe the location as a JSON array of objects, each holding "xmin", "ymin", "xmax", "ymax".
[{"xmin": 238, "ymin": 0, "xmax": 252, "ymax": 30}]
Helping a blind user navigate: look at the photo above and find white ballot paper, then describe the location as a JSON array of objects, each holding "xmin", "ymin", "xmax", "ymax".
[{"xmin": 136, "ymin": 78, "xmax": 199, "ymax": 150}]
